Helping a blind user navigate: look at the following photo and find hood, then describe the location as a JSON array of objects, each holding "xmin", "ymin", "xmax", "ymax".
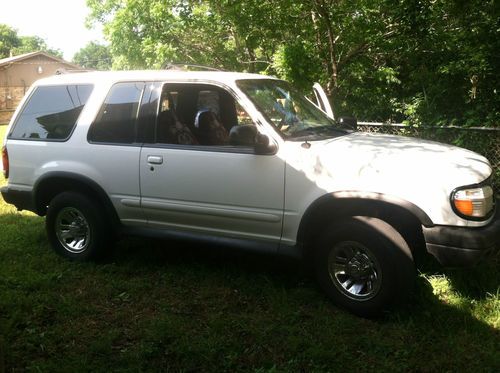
[
  {"xmin": 284, "ymin": 131, "xmax": 492, "ymax": 200},
  {"xmin": 324, "ymin": 132, "xmax": 491, "ymax": 184}
]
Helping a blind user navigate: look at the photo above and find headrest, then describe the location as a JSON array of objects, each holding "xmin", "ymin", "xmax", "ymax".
[
  {"xmin": 158, "ymin": 109, "xmax": 175, "ymax": 124},
  {"xmin": 194, "ymin": 109, "xmax": 212, "ymax": 128}
]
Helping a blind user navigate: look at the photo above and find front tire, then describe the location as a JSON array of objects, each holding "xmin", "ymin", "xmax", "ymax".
[
  {"xmin": 315, "ymin": 216, "xmax": 415, "ymax": 317},
  {"xmin": 46, "ymin": 192, "xmax": 111, "ymax": 261}
]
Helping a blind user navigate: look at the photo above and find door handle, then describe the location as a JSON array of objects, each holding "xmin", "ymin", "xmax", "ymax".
[{"xmin": 147, "ymin": 155, "xmax": 163, "ymax": 165}]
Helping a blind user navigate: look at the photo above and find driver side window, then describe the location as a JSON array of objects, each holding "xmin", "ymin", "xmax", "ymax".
[
  {"xmin": 155, "ymin": 83, "xmax": 258, "ymax": 148},
  {"xmin": 236, "ymin": 102, "xmax": 254, "ymax": 127}
]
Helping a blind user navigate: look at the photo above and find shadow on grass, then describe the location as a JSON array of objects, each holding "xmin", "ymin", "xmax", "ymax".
[
  {"xmin": 416, "ymin": 248, "xmax": 500, "ymax": 300},
  {"xmin": 443, "ymin": 254, "xmax": 500, "ymax": 300},
  {"xmin": 111, "ymin": 234, "xmax": 499, "ymax": 312},
  {"xmin": 113, "ymin": 234, "xmax": 500, "ymax": 302},
  {"xmin": 107, "ymin": 236, "xmax": 500, "ymax": 370},
  {"xmin": 1, "ymin": 211, "xmax": 499, "ymax": 371}
]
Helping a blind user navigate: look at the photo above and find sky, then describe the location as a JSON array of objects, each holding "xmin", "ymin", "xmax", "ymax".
[{"xmin": 0, "ymin": 0, "xmax": 106, "ymax": 61}]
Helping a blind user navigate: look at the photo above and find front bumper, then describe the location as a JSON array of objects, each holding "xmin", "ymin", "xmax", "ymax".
[{"xmin": 423, "ymin": 204, "xmax": 500, "ymax": 267}]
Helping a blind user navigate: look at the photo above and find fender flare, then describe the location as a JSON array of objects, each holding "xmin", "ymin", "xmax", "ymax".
[
  {"xmin": 33, "ymin": 171, "xmax": 121, "ymax": 231},
  {"xmin": 296, "ymin": 191, "xmax": 434, "ymax": 246}
]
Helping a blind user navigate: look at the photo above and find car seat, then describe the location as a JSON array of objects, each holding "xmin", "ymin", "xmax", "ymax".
[
  {"xmin": 157, "ymin": 109, "xmax": 197, "ymax": 145},
  {"xmin": 194, "ymin": 109, "xmax": 229, "ymax": 145}
]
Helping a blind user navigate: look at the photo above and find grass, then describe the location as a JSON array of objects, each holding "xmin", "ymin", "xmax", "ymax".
[{"xmin": 0, "ymin": 124, "xmax": 499, "ymax": 372}]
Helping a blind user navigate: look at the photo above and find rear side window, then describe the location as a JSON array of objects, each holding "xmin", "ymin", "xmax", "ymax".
[
  {"xmin": 88, "ymin": 82, "xmax": 145, "ymax": 144},
  {"xmin": 9, "ymin": 85, "xmax": 93, "ymax": 140}
]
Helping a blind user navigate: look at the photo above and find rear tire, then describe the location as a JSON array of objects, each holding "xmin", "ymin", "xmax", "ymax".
[
  {"xmin": 314, "ymin": 216, "xmax": 415, "ymax": 317},
  {"xmin": 46, "ymin": 192, "xmax": 111, "ymax": 261}
]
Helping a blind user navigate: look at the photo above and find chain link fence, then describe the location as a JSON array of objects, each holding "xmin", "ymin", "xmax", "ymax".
[{"xmin": 357, "ymin": 123, "xmax": 500, "ymax": 193}]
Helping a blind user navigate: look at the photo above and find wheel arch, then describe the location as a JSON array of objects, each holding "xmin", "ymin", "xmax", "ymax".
[
  {"xmin": 297, "ymin": 191, "xmax": 433, "ymax": 257},
  {"xmin": 33, "ymin": 171, "xmax": 121, "ymax": 233}
]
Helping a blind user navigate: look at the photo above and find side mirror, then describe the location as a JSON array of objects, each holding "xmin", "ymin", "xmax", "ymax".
[
  {"xmin": 254, "ymin": 133, "xmax": 277, "ymax": 155},
  {"xmin": 229, "ymin": 125, "xmax": 258, "ymax": 146},
  {"xmin": 338, "ymin": 116, "xmax": 357, "ymax": 130},
  {"xmin": 229, "ymin": 125, "xmax": 276, "ymax": 155}
]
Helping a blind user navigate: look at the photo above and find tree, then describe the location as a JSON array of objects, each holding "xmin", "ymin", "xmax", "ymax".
[
  {"xmin": 13, "ymin": 36, "xmax": 63, "ymax": 58},
  {"xmin": 73, "ymin": 41, "xmax": 112, "ymax": 70},
  {"xmin": 0, "ymin": 23, "xmax": 62, "ymax": 59},
  {"xmin": 373, "ymin": 0, "xmax": 500, "ymax": 126},
  {"xmin": 87, "ymin": 0, "xmax": 244, "ymax": 70},
  {"xmin": 0, "ymin": 24, "xmax": 20, "ymax": 58},
  {"xmin": 85, "ymin": 0, "xmax": 499, "ymax": 126},
  {"xmin": 85, "ymin": 0, "xmax": 400, "ymax": 114}
]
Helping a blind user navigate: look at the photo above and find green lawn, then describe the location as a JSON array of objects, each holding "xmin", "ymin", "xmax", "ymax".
[{"xmin": 0, "ymin": 123, "xmax": 499, "ymax": 371}]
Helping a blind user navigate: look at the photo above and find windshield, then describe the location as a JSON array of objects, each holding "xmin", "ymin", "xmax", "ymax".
[{"xmin": 237, "ymin": 79, "xmax": 346, "ymax": 140}]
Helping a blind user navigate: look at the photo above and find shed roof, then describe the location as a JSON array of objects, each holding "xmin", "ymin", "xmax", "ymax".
[{"xmin": 0, "ymin": 51, "xmax": 82, "ymax": 70}]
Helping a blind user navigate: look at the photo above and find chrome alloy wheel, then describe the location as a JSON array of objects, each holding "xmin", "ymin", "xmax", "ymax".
[
  {"xmin": 328, "ymin": 241, "xmax": 382, "ymax": 300},
  {"xmin": 55, "ymin": 207, "xmax": 91, "ymax": 253}
]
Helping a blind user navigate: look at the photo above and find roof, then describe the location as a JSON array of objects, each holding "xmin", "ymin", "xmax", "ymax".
[
  {"xmin": 31, "ymin": 69, "xmax": 278, "ymax": 86},
  {"xmin": 0, "ymin": 51, "xmax": 82, "ymax": 70}
]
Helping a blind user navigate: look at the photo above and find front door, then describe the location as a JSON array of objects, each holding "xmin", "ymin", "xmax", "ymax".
[
  {"xmin": 312, "ymin": 83, "xmax": 334, "ymax": 119},
  {"xmin": 139, "ymin": 82, "xmax": 285, "ymax": 244}
]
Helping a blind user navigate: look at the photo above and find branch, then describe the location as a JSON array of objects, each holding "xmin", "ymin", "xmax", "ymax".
[{"xmin": 338, "ymin": 42, "xmax": 369, "ymax": 71}]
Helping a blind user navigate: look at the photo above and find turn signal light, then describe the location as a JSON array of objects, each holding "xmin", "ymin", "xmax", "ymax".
[
  {"xmin": 452, "ymin": 185, "xmax": 494, "ymax": 219},
  {"xmin": 453, "ymin": 199, "xmax": 474, "ymax": 216}
]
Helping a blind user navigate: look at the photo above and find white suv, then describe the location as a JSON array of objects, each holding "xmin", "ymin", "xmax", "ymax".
[{"xmin": 2, "ymin": 70, "xmax": 499, "ymax": 316}]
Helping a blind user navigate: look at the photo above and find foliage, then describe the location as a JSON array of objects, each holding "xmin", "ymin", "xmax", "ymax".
[
  {"xmin": 72, "ymin": 41, "xmax": 113, "ymax": 70},
  {"xmin": 85, "ymin": 0, "xmax": 499, "ymax": 127},
  {"xmin": 0, "ymin": 24, "xmax": 19, "ymax": 58},
  {"xmin": 0, "ymin": 24, "xmax": 62, "ymax": 59},
  {"xmin": 12, "ymin": 36, "xmax": 62, "ymax": 58},
  {"xmin": 379, "ymin": 0, "xmax": 500, "ymax": 127}
]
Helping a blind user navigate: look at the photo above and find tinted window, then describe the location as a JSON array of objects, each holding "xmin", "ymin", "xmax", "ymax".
[
  {"xmin": 10, "ymin": 85, "xmax": 93, "ymax": 140},
  {"xmin": 155, "ymin": 84, "xmax": 251, "ymax": 147},
  {"xmin": 88, "ymin": 82, "xmax": 145, "ymax": 144}
]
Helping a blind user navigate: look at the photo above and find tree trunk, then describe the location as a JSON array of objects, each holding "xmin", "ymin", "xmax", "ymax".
[{"xmin": 312, "ymin": 0, "xmax": 339, "ymax": 97}]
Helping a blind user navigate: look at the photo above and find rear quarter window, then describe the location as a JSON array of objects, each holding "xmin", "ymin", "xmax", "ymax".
[
  {"xmin": 9, "ymin": 85, "xmax": 94, "ymax": 141},
  {"xmin": 87, "ymin": 82, "xmax": 145, "ymax": 144}
]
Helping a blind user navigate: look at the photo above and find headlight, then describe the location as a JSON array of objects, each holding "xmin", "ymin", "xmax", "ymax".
[{"xmin": 451, "ymin": 184, "xmax": 495, "ymax": 219}]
